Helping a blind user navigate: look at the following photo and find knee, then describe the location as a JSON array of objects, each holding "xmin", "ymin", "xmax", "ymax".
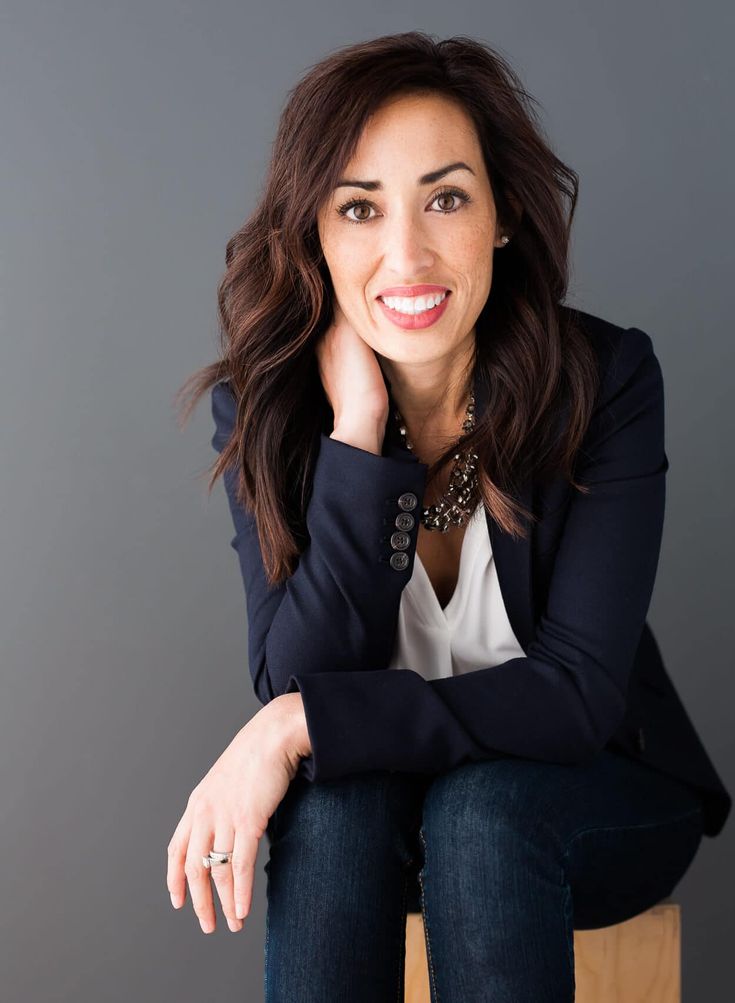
[
  {"xmin": 420, "ymin": 759, "xmax": 563, "ymax": 863},
  {"xmin": 270, "ymin": 771, "xmax": 413, "ymax": 870}
]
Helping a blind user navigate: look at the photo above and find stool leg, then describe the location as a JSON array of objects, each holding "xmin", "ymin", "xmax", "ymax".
[{"xmin": 405, "ymin": 913, "xmax": 431, "ymax": 1003}]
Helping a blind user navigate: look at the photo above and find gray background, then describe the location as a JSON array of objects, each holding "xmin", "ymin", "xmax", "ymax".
[{"xmin": 1, "ymin": 1, "xmax": 732, "ymax": 1000}]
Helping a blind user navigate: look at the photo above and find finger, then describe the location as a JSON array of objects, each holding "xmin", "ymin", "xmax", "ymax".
[
  {"xmin": 186, "ymin": 819, "xmax": 217, "ymax": 934},
  {"xmin": 166, "ymin": 813, "xmax": 192, "ymax": 909},
  {"xmin": 231, "ymin": 823, "xmax": 260, "ymax": 921},
  {"xmin": 209, "ymin": 820, "xmax": 241, "ymax": 932}
]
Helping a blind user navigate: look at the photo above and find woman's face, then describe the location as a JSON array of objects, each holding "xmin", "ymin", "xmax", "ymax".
[{"xmin": 316, "ymin": 91, "xmax": 505, "ymax": 367}]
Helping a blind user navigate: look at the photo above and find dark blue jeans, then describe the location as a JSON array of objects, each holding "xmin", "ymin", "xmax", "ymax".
[{"xmin": 263, "ymin": 749, "xmax": 704, "ymax": 1002}]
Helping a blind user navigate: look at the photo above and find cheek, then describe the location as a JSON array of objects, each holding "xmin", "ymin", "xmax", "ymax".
[
  {"xmin": 330, "ymin": 248, "xmax": 374, "ymax": 302},
  {"xmin": 321, "ymin": 236, "xmax": 354, "ymax": 293},
  {"xmin": 464, "ymin": 217, "xmax": 494, "ymax": 256},
  {"xmin": 455, "ymin": 240, "xmax": 493, "ymax": 303},
  {"xmin": 471, "ymin": 249, "xmax": 494, "ymax": 293},
  {"xmin": 448, "ymin": 216, "xmax": 493, "ymax": 265}
]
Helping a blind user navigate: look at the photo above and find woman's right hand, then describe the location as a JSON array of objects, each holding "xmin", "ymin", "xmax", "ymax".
[
  {"xmin": 315, "ymin": 300, "xmax": 390, "ymax": 434},
  {"xmin": 167, "ymin": 696, "xmax": 309, "ymax": 934}
]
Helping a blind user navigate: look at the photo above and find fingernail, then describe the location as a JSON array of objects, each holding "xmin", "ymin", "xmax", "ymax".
[
  {"xmin": 170, "ymin": 893, "xmax": 179, "ymax": 908},
  {"xmin": 227, "ymin": 918, "xmax": 243, "ymax": 933},
  {"xmin": 236, "ymin": 903, "xmax": 246, "ymax": 919}
]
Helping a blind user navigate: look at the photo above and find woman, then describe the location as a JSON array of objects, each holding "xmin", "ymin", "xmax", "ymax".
[{"xmin": 168, "ymin": 32, "xmax": 731, "ymax": 1001}]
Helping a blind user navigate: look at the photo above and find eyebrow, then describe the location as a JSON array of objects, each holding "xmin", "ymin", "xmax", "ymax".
[{"xmin": 333, "ymin": 161, "xmax": 475, "ymax": 191}]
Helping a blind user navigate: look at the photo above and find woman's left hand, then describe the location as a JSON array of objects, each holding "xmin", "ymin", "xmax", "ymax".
[{"xmin": 166, "ymin": 692, "xmax": 310, "ymax": 933}]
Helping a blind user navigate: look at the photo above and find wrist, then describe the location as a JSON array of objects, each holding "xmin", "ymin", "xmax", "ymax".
[
  {"xmin": 330, "ymin": 414, "xmax": 387, "ymax": 455},
  {"xmin": 270, "ymin": 692, "xmax": 312, "ymax": 761}
]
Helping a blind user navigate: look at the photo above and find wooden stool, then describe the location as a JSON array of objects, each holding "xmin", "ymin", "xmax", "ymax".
[{"xmin": 405, "ymin": 900, "xmax": 681, "ymax": 1002}]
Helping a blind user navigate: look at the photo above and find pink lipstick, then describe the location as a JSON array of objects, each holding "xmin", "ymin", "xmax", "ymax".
[{"xmin": 376, "ymin": 288, "xmax": 451, "ymax": 331}]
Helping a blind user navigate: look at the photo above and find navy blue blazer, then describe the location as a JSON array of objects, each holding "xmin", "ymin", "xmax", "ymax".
[{"xmin": 210, "ymin": 308, "xmax": 731, "ymax": 839}]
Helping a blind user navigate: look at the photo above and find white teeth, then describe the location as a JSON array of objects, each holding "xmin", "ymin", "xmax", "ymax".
[{"xmin": 380, "ymin": 291, "xmax": 447, "ymax": 315}]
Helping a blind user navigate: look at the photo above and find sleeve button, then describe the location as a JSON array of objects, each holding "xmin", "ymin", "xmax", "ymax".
[
  {"xmin": 389, "ymin": 552, "xmax": 410, "ymax": 571},
  {"xmin": 398, "ymin": 492, "xmax": 418, "ymax": 511},
  {"xmin": 395, "ymin": 513, "xmax": 415, "ymax": 530},
  {"xmin": 390, "ymin": 531, "xmax": 411, "ymax": 551}
]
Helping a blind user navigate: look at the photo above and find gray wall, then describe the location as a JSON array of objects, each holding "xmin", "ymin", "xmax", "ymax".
[{"xmin": 1, "ymin": 2, "xmax": 732, "ymax": 1000}]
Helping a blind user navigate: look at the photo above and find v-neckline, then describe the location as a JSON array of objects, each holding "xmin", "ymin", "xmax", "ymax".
[{"xmin": 412, "ymin": 504, "xmax": 484, "ymax": 624}]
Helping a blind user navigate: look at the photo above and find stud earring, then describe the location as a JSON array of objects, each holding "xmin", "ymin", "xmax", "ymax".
[{"xmin": 500, "ymin": 235, "xmax": 509, "ymax": 245}]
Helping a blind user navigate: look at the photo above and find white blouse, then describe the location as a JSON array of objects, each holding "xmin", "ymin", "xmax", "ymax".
[{"xmin": 387, "ymin": 501, "xmax": 526, "ymax": 679}]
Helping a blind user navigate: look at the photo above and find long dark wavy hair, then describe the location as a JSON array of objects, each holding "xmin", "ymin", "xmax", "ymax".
[{"xmin": 175, "ymin": 31, "xmax": 600, "ymax": 587}]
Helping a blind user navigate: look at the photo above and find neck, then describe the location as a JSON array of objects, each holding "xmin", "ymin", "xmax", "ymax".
[{"xmin": 380, "ymin": 341, "xmax": 476, "ymax": 451}]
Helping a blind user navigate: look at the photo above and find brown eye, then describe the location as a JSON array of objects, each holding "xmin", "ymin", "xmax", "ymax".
[
  {"xmin": 335, "ymin": 199, "xmax": 376, "ymax": 224},
  {"xmin": 430, "ymin": 188, "xmax": 472, "ymax": 213},
  {"xmin": 435, "ymin": 192, "xmax": 457, "ymax": 211}
]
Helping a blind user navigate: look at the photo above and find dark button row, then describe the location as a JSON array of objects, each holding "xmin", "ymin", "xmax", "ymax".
[{"xmin": 389, "ymin": 492, "xmax": 418, "ymax": 570}]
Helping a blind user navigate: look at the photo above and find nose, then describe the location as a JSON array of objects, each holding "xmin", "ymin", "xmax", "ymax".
[{"xmin": 379, "ymin": 210, "xmax": 436, "ymax": 279}]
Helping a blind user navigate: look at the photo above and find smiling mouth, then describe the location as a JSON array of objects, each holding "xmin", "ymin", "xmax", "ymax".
[{"xmin": 377, "ymin": 290, "xmax": 450, "ymax": 316}]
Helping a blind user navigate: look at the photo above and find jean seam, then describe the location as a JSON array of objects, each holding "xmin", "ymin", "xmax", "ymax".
[
  {"xmin": 264, "ymin": 884, "xmax": 271, "ymax": 1000},
  {"xmin": 263, "ymin": 806, "xmax": 280, "ymax": 1002},
  {"xmin": 397, "ymin": 868, "xmax": 409, "ymax": 1003},
  {"xmin": 561, "ymin": 867, "xmax": 575, "ymax": 990},
  {"xmin": 561, "ymin": 806, "xmax": 703, "ymax": 856},
  {"xmin": 418, "ymin": 826, "xmax": 440, "ymax": 1003}
]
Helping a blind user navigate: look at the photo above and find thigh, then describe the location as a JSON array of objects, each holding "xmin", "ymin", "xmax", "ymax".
[
  {"xmin": 265, "ymin": 767, "xmax": 427, "ymax": 867},
  {"xmin": 263, "ymin": 769, "xmax": 427, "ymax": 1003},
  {"xmin": 419, "ymin": 750, "xmax": 705, "ymax": 930}
]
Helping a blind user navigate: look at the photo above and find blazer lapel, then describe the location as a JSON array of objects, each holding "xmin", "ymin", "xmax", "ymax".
[
  {"xmin": 486, "ymin": 484, "xmax": 535, "ymax": 654},
  {"xmin": 383, "ymin": 366, "xmax": 536, "ymax": 654},
  {"xmin": 472, "ymin": 367, "xmax": 535, "ymax": 654}
]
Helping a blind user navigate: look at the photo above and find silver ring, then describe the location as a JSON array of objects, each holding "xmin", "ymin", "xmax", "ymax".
[{"xmin": 202, "ymin": 849, "xmax": 233, "ymax": 869}]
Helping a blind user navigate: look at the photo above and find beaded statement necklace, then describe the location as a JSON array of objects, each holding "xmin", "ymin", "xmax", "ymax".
[{"xmin": 392, "ymin": 391, "xmax": 480, "ymax": 532}]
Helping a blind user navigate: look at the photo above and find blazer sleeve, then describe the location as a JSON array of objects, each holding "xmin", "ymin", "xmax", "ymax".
[
  {"xmin": 210, "ymin": 379, "xmax": 429, "ymax": 707},
  {"xmin": 212, "ymin": 326, "xmax": 668, "ymax": 783}
]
